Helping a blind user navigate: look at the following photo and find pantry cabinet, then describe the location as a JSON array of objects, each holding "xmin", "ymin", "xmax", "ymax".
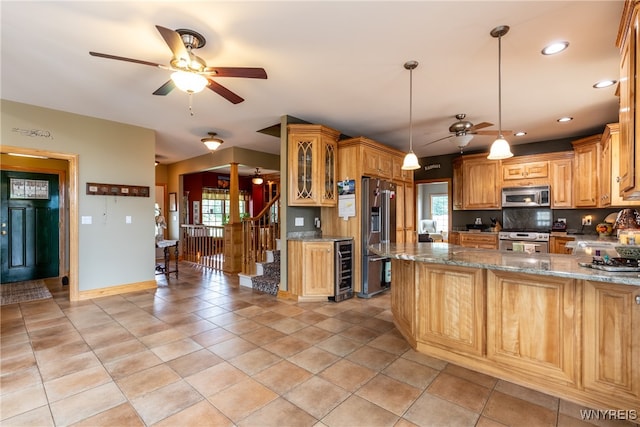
[
  {"xmin": 287, "ymin": 124, "xmax": 340, "ymax": 207},
  {"xmin": 583, "ymin": 281, "xmax": 640, "ymax": 405}
]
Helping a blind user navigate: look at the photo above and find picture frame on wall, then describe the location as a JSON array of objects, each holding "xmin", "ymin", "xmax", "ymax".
[{"xmin": 169, "ymin": 192, "xmax": 177, "ymax": 212}]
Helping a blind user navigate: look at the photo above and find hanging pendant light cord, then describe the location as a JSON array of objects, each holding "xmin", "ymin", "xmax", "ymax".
[
  {"xmin": 409, "ymin": 67, "xmax": 414, "ymax": 152},
  {"xmin": 497, "ymin": 33, "xmax": 503, "ymax": 139}
]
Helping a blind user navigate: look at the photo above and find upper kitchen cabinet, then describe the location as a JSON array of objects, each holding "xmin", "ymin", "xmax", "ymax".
[
  {"xmin": 502, "ymin": 159, "xmax": 549, "ymax": 184},
  {"xmin": 287, "ymin": 124, "xmax": 340, "ymax": 207},
  {"xmin": 617, "ymin": 1, "xmax": 640, "ymax": 199},
  {"xmin": 363, "ymin": 144, "xmax": 393, "ymax": 179},
  {"xmin": 452, "ymin": 157, "xmax": 463, "ymax": 210},
  {"xmin": 572, "ymin": 134, "xmax": 601, "ymax": 208},
  {"xmin": 549, "ymin": 154, "xmax": 574, "ymax": 209},
  {"xmin": 601, "ymin": 123, "xmax": 640, "ymax": 206},
  {"xmin": 460, "ymin": 153, "xmax": 501, "ymax": 209}
]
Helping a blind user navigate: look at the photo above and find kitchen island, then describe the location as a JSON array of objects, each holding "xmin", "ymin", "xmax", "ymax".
[{"xmin": 369, "ymin": 242, "xmax": 639, "ymax": 413}]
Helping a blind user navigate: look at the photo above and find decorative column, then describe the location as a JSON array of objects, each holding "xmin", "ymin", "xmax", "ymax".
[{"xmin": 224, "ymin": 162, "xmax": 242, "ymax": 273}]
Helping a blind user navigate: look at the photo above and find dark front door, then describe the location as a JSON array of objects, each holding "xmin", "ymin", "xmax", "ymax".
[{"xmin": 1, "ymin": 171, "xmax": 60, "ymax": 283}]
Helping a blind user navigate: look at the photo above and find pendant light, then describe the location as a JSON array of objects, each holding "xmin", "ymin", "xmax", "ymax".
[
  {"xmin": 251, "ymin": 168, "xmax": 264, "ymax": 185},
  {"xmin": 401, "ymin": 60, "xmax": 421, "ymax": 170},
  {"xmin": 487, "ymin": 25, "xmax": 514, "ymax": 160}
]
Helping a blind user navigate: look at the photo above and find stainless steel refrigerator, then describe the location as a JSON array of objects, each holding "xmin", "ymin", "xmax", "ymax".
[{"xmin": 359, "ymin": 177, "xmax": 396, "ymax": 298}]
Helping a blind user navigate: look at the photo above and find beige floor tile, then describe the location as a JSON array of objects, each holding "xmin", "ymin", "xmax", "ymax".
[
  {"xmin": 401, "ymin": 349, "xmax": 449, "ymax": 370},
  {"xmin": 368, "ymin": 332, "xmax": 412, "ymax": 355},
  {"xmin": 316, "ymin": 335, "xmax": 362, "ymax": 357},
  {"xmin": 173, "ymin": 318, "xmax": 218, "ymax": 336},
  {"xmin": 44, "ymin": 365, "xmax": 112, "ymax": 402},
  {"xmin": 150, "ymin": 337, "xmax": 203, "ymax": 362},
  {"xmin": 382, "ymin": 357, "xmax": 439, "ymax": 389},
  {"xmin": 333, "ymin": 309, "xmax": 372, "ymax": 324},
  {"xmin": 92, "ymin": 338, "xmax": 147, "ymax": 364},
  {"xmin": 130, "ymin": 379, "xmax": 203, "ymax": 425},
  {"xmin": 339, "ymin": 324, "xmax": 382, "ymax": 343},
  {"xmin": 49, "ymin": 382, "xmax": 126, "ymax": 426},
  {"xmin": 319, "ymin": 359, "xmax": 377, "ymax": 392},
  {"xmin": 482, "ymin": 391, "xmax": 557, "ymax": 427},
  {"xmin": 116, "ymin": 364, "xmax": 181, "ymax": 400},
  {"xmin": 356, "ymin": 373, "xmax": 422, "ymax": 416},
  {"xmin": 153, "ymin": 400, "xmax": 234, "ymax": 427},
  {"xmin": 284, "ymin": 376, "xmax": 350, "ymax": 420},
  {"xmin": 427, "ymin": 372, "xmax": 492, "ymax": 412},
  {"xmin": 77, "ymin": 322, "xmax": 135, "ymax": 349},
  {"xmin": 290, "ymin": 325, "xmax": 334, "ymax": 344},
  {"xmin": 207, "ymin": 377, "xmax": 278, "ymax": 423},
  {"xmin": 346, "ymin": 345, "xmax": 398, "ymax": 371},
  {"xmin": 0, "ymin": 405, "xmax": 55, "ymax": 427},
  {"xmin": 293, "ymin": 310, "xmax": 330, "ymax": 325},
  {"xmin": 322, "ymin": 394, "xmax": 399, "ymax": 427},
  {"xmin": 263, "ymin": 335, "xmax": 314, "ymax": 358},
  {"xmin": 494, "ymin": 379, "xmax": 559, "ymax": 411},
  {"xmin": 70, "ymin": 402, "xmax": 144, "ymax": 427},
  {"xmin": 238, "ymin": 397, "xmax": 317, "ymax": 427},
  {"xmin": 443, "ymin": 364, "xmax": 499, "ymax": 389},
  {"xmin": 0, "ymin": 366, "xmax": 41, "ymax": 396},
  {"xmin": 138, "ymin": 327, "xmax": 186, "ymax": 348},
  {"xmin": 191, "ymin": 326, "xmax": 236, "ymax": 347},
  {"xmin": 0, "ymin": 351, "xmax": 37, "ymax": 374},
  {"xmin": 269, "ymin": 317, "xmax": 309, "ymax": 334},
  {"xmin": 240, "ymin": 325, "xmax": 286, "ymax": 346},
  {"xmin": 403, "ymin": 393, "xmax": 480, "ymax": 427},
  {"xmin": 103, "ymin": 349, "xmax": 163, "ymax": 380},
  {"xmin": 208, "ymin": 336, "xmax": 257, "ymax": 359},
  {"xmin": 314, "ymin": 317, "xmax": 353, "ymax": 333},
  {"xmin": 229, "ymin": 347, "xmax": 282, "ymax": 375},
  {"xmin": 287, "ymin": 346, "xmax": 341, "ymax": 374},
  {"xmin": 252, "ymin": 360, "xmax": 313, "ymax": 394},
  {"xmin": 36, "ymin": 350, "xmax": 102, "ymax": 382},
  {"xmin": 270, "ymin": 304, "xmax": 307, "ymax": 318},
  {"xmin": 234, "ymin": 304, "xmax": 268, "ymax": 318},
  {"xmin": 185, "ymin": 361, "xmax": 249, "ymax": 397},
  {"xmin": 476, "ymin": 416, "xmax": 510, "ymax": 427},
  {"xmin": 221, "ymin": 317, "xmax": 261, "ymax": 335},
  {"xmin": 1, "ymin": 341, "xmax": 34, "ymax": 361},
  {"xmin": 0, "ymin": 383, "xmax": 48, "ymax": 421},
  {"xmin": 166, "ymin": 348, "xmax": 223, "ymax": 377}
]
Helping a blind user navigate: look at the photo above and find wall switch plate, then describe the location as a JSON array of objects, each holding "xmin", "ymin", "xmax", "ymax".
[
  {"xmin": 125, "ymin": 216, "xmax": 132, "ymax": 224},
  {"xmin": 81, "ymin": 216, "xmax": 92, "ymax": 225},
  {"xmin": 295, "ymin": 217, "xmax": 304, "ymax": 226}
]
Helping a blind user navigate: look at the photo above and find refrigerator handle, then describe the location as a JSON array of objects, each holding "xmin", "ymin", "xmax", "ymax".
[{"xmin": 381, "ymin": 191, "xmax": 389, "ymax": 243}]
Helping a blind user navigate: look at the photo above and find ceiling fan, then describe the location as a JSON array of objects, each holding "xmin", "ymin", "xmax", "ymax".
[
  {"xmin": 424, "ymin": 113, "xmax": 512, "ymax": 152},
  {"xmin": 89, "ymin": 25, "xmax": 267, "ymax": 104}
]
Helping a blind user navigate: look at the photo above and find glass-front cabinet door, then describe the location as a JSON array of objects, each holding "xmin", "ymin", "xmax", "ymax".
[{"xmin": 288, "ymin": 124, "xmax": 340, "ymax": 207}]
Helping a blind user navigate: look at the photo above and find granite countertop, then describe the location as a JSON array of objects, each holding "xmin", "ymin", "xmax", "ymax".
[
  {"xmin": 288, "ymin": 235, "xmax": 353, "ymax": 242},
  {"xmin": 369, "ymin": 242, "xmax": 640, "ymax": 286}
]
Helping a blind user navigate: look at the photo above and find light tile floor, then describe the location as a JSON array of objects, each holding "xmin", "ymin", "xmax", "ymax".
[{"xmin": 1, "ymin": 263, "xmax": 637, "ymax": 426}]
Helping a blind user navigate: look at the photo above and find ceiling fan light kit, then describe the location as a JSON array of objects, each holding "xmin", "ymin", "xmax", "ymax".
[
  {"xmin": 487, "ymin": 25, "xmax": 514, "ymax": 160},
  {"xmin": 202, "ymin": 132, "xmax": 223, "ymax": 151},
  {"xmin": 171, "ymin": 71, "xmax": 208, "ymax": 93},
  {"xmin": 401, "ymin": 60, "xmax": 421, "ymax": 171}
]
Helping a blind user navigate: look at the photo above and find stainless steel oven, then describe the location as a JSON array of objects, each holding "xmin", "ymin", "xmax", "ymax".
[{"xmin": 498, "ymin": 231, "xmax": 549, "ymax": 253}]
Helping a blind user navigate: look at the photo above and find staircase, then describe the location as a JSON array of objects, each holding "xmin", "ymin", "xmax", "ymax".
[{"xmin": 238, "ymin": 244, "xmax": 280, "ymax": 295}]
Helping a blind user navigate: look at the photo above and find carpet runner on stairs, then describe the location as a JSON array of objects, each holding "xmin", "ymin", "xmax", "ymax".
[{"xmin": 251, "ymin": 250, "xmax": 280, "ymax": 296}]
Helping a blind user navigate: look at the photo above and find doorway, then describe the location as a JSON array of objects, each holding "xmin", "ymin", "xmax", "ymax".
[{"xmin": 415, "ymin": 179, "xmax": 451, "ymax": 242}]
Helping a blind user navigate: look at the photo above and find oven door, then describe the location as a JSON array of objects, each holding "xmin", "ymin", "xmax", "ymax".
[{"xmin": 499, "ymin": 240, "xmax": 549, "ymax": 253}]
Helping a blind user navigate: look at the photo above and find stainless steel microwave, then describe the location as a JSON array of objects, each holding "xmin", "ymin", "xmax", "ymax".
[{"xmin": 502, "ymin": 185, "xmax": 551, "ymax": 207}]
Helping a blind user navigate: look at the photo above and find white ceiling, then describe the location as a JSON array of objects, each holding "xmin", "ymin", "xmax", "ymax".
[{"xmin": 1, "ymin": 1, "xmax": 624, "ymax": 170}]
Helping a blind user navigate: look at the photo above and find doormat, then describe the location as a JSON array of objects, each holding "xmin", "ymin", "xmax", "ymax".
[{"xmin": 1, "ymin": 280, "xmax": 53, "ymax": 306}]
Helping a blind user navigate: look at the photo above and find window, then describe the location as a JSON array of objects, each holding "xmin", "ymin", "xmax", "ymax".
[
  {"xmin": 430, "ymin": 193, "xmax": 448, "ymax": 233},
  {"xmin": 201, "ymin": 188, "xmax": 249, "ymax": 226}
]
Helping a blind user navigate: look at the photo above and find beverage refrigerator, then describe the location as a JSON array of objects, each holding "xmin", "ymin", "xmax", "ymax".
[{"xmin": 359, "ymin": 177, "xmax": 396, "ymax": 298}]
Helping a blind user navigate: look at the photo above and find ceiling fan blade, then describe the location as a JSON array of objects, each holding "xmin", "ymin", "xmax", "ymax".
[
  {"xmin": 153, "ymin": 80, "xmax": 175, "ymax": 96},
  {"xmin": 89, "ymin": 51, "xmax": 165, "ymax": 68},
  {"xmin": 206, "ymin": 79, "xmax": 245, "ymax": 104},
  {"xmin": 424, "ymin": 135, "xmax": 454, "ymax": 146},
  {"xmin": 155, "ymin": 25, "xmax": 189, "ymax": 61},
  {"xmin": 468, "ymin": 121, "xmax": 493, "ymax": 132},
  {"xmin": 473, "ymin": 130, "xmax": 513, "ymax": 136},
  {"xmin": 203, "ymin": 67, "xmax": 268, "ymax": 79}
]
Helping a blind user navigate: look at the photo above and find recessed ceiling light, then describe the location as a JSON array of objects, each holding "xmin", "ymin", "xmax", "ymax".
[
  {"xmin": 514, "ymin": 131, "xmax": 527, "ymax": 137},
  {"xmin": 593, "ymin": 79, "xmax": 617, "ymax": 88},
  {"xmin": 557, "ymin": 116, "xmax": 573, "ymax": 123},
  {"xmin": 541, "ymin": 41, "xmax": 569, "ymax": 55}
]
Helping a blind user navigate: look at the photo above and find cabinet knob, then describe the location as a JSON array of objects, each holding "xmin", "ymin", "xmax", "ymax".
[{"xmin": 616, "ymin": 176, "xmax": 621, "ymax": 183}]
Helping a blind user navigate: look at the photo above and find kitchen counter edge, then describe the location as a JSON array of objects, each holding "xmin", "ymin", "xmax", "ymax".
[{"xmin": 369, "ymin": 242, "xmax": 640, "ymax": 287}]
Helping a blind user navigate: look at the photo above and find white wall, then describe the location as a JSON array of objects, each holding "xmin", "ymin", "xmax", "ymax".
[{"xmin": 1, "ymin": 100, "xmax": 156, "ymax": 291}]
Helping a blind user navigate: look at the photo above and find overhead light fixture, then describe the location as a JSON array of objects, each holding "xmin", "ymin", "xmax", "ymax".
[
  {"xmin": 201, "ymin": 132, "xmax": 224, "ymax": 151},
  {"xmin": 541, "ymin": 41, "xmax": 569, "ymax": 55},
  {"xmin": 514, "ymin": 131, "xmax": 527, "ymax": 137},
  {"xmin": 401, "ymin": 60, "xmax": 420, "ymax": 170},
  {"xmin": 171, "ymin": 71, "xmax": 208, "ymax": 93},
  {"xmin": 453, "ymin": 134, "xmax": 473, "ymax": 151},
  {"xmin": 593, "ymin": 79, "xmax": 617, "ymax": 89},
  {"xmin": 155, "ymin": 161, "xmax": 159, "ymax": 166},
  {"xmin": 557, "ymin": 116, "xmax": 573, "ymax": 123},
  {"xmin": 488, "ymin": 25, "xmax": 514, "ymax": 160},
  {"xmin": 251, "ymin": 168, "xmax": 264, "ymax": 185}
]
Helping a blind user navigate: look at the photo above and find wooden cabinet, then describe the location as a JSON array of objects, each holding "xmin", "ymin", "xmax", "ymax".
[
  {"xmin": 395, "ymin": 181, "xmax": 415, "ymax": 244},
  {"xmin": 393, "ymin": 156, "xmax": 413, "ymax": 182},
  {"xmin": 583, "ymin": 281, "xmax": 640, "ymax": 408},
  {"xmin": 363, "ymin": 147, "xmax": 393, "ymax": 179},
  {"xmin": 287, "ymin": 124, "xmax": 340, "ymax": 207},
  {"xmin": 459, "ymin": 233, "xmax": 498, "ymax": 249},
  {"xmin": 502, "ymin": 160, "xmax": 549, "ymax": 183},
  {"xmin": 416, "ymin": 264, "xmax": 485, "ymax": 356},
  {"xmin": 617, "ymin": 1, "xmax": 640, "ymax": 198},
  {"xmin": 601, "ymin": 123, "xmax": 640, "ymax": 206},
  {"xmin": 461, "ymin": 154, "xmax": 501, "ymax": 209},
  {"xmin": 550, "ymin": 235, "xmax": 575, "ymax": 254},
  {"xmin": 452, "ymin": 157, "xmax": 463, "ymax": 210},
  {"xmin": 550, "ymin": 157, "xmax": 574, "ymax": 208},
  {"xmin": 391, "ymin": 259, "xmax": 416, "ymax": 345},
  {"xmin": 288, "ymin": 240, "xmax": 334, "ymax": 300},
  {"xmin": 487, "ymin": 270, "xmax": 580, "ymax": 386},
  {"xmin": 572, "ymin": 134, "xmax": 601, "ymax": 207},
  {"xmin": 449, "ymin": 231, "xmax": 460, "ymax": 245}
]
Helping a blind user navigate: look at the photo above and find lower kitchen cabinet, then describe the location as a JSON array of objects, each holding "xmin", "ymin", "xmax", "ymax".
[
  {"xmin": 459, "ymin": 232, "xmax": 498, "ymax": 249},
  {"xmin": 583, "ymin": 281, "xmax": 640, "ymax": 405},
  {"xmin": 416, "ymin": 264, "xmax": 485, "ymax": 356},
  {"xmin": 288, "ymin": 240, "xmax": 334, "ymax": 300},
  {"xmin": 487, "ymin": 270, "xmax": 580, "ymax": 386},
  {"xmin": 550, "ymin": 235, "xmax": 575, "ymax": 254},
  {"xmin": 391, "ymin": 260, "xmax": 416, "ymax": 344}
]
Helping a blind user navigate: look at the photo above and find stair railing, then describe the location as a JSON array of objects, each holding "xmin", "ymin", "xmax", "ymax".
[
  {"xmin": 181, "ymin": 224, "xmax": 225, "ymax": 270},
  {"xmin": 242, "ymin": 192, "xmax": 280, "ymax": 275}
]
